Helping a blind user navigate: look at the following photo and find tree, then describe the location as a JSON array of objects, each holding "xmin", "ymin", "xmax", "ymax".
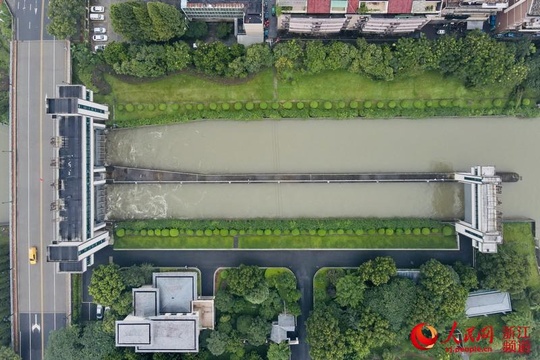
[
  {"xmin": 0, "ymin": 346, "xmax": 21, "ymax": 360},
  {"xmin": 147, "ymin": 2, "xmax": 187, "ymax": 41},
  {"xmin": 307, "ymin": 307, "xmax": 347, "ymax": 360},
  {"xmin": 335, "ymin": 274, "xmax": 365, "ymax": 308},
  {"xmin": 216, "ymin": 22, "xmax": 233, "ymax": 39},
  {"xmin": 193, "ymin": 42, "xmax": 239, "ymax": 76},
  {"xmin": 44, "ymin": 326, "xmax": 82, "ymax": 360},
  {"xmin": 267, "ymin": 343, "xmax": 290, "ymax": 360},
  {"xmin": 88, "ymin": 264, "xmax": 125, "ymax": 307},
  {"xmin": 325, "ymin": 42, "xmax": 356, "ymax": 71},
  {"xmin": 206, "ymin": 331, "xmax": 228, "ymax": 356},
  {"xmin": 214, "ymin": 290, "xmax": 236, "ymax": 313},
  {"xmin": 350, "ymin": 39, "xmax": 394, "ymax": 81},
  {"xmin": 477, "ymin": 243, "xmax": 529, "ymax": 293},
  {"xmin": 419, "ymin": 259, "xmax": 460, "ymax": 297},
  {"xmin": 304, "ymin": 41, "xmax": 327, "ymax": 74},
  {"xmin": 79, "ymin": 322, "xmax": 116, "ymax": 360},
  {"xmin": 164, "ymin": 41, "xmax": 191, "ymax": 72},
  {"xmin": 120, "ymin": 265, "xmax": 147, "ymax": 288},
  {"xmin": 344, "ymin": 309, "xmax": 396, "ymax": 358},
  {"xmin": 114, "ymin": 44, "xmax": 167, "ymax": 78},
  {"xmin": 244, "ymin": 44, "xmax": 273, "ymax": 73},
  {"xmin": 110, "ymin": 2, "xmax": 147, "ymax": 42},
  {"xmin": 244, "ymin": 284, "xmax": 270, "ymax": 304},
  {"xmin": 358, "ymin": 256, "xmax": 397, "ymax": 286},
  {"xmin": 453, "ymin": 261, "xmax": 478, "ymax": 291},
  {"xmin": 393, "ymin": 35, "xmax": 437, "ymax": 73},
  {"xmin": 103, "ymin": 42, "xmax": 129, "ymax": 67},
  {"xmin": 245, "ymin": 317, "xmax": 271, "ymax": 346},
  {"xmin": 47, "ymin": 0, "xmax": 85, "ymax": 39},
  {"xmin": 225, "ymin": 265, "xmax": 265, "ymax": 297},
  {"xmin": 184, "ymin": 21, "xmax": 208, "ymax": 40}
]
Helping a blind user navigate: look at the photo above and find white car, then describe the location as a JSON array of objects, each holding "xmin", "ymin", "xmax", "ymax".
[
  {"xmin": 91, "ymin": 6, "xmax": 105, "ymax": 13},
  {"xmin": 93, "ymin": 27, "xmax": 106, "ymax": 34},
  {"xmin": 94, "ymin": 44, "xmax": 106, "ymax": 51},
  {"xmin": 96, "ymin": 304, "xmax": 103, "ymax": 320},
  {"xmin": 436, "ymin": 29, "xmax": 446, "ymax": 35},
  {"xmin": 90, "ymin": 13, "xmax": 105, "ymax": 21},
  {"xmin": 93, "ymin": 35, "xmax": 108, "ymax": 42}
]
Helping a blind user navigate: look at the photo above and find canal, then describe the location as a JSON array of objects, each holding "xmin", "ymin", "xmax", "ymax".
[{"xmin": 106, "ymin": 117, "xmax": 538, "ymax": 222}]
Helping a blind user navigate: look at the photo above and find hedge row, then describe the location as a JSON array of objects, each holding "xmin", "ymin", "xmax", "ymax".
[{"xmin": 117, "ymin": 98, "xmax": 533, "ymax": 113}]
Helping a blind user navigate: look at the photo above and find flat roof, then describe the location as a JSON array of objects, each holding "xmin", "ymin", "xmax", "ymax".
[
  {"xmin": 58, "ymin": 260, "xmax": 84, "ymax": 272},
  {"xmin": 48, "ymin": 244, "xmax": 78, "ymax": 261},
  {"xmin": 153, "ymin": 272, "xmax": 197, "ymax": 313},
  {"xmin": 134, "ymin": 289, "xmax": 159, "ymax": 317},
  {"xmin": 58, "ymin": 85, "xmax": 84, "ymax": 99},
  {"xmin": 388, "ymin": 0, "xmax": 413, "ymax": 13},
  {"xmin": 117, "ymin": 321, "xmax": 152, "ymax": 345},
  {"xmin": 137, "ymin": 317, "xmax": 199, "ymax": 352},
  {"xmin": 192, "ymin": 299, "xmax": 215, "ymax": 329}
]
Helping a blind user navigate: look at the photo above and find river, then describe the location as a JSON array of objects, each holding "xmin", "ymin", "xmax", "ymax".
[{"xmin": 105, "ymin": 117, "xmax": 538, "ymax": 222}]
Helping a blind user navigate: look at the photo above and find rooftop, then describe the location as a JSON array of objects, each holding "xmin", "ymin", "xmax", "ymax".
[
  {"xmin": 307, "ymin": 0, "xmax": 331, "ymax": 13},
  {"xmin": 465, "ymin": 290, "xmax": 512, "ymax": 317},
  {"xmin": 153, "ymin": 272, "xmax": 197, "ymax": 314},
  {"xmin": 388, "ymin": 0, "xmax": 414, "ymax": 13},
  {"xmin": 134, "ymin": 288, "xmax": 159, "ymax": 318},
  {"xmin": 48, "ymin": 244, "xmax": 78, "ymax": 261},
  {"xmin": 530, "ymin": 0, "xmax": 540, "ymax": 15}
]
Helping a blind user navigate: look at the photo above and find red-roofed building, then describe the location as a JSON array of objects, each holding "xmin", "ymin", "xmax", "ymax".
[
  {"xmin": 387, "ymin": 0, "xmax": 413, "ymax": 13},
  {"xmin": 347, "ymin": 0, "xmax": 359, "ymax": 12},
  {"xmin": 307, "ymin": 0, "xmax": 331, "ymax": 13}
]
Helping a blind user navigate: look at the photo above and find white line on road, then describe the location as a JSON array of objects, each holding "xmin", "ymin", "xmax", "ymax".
[
  {"xmin": 28, "ymin": 21, "xmax": 31, "ymax": 29},
  {"xmin": 26, "ymin": 41, "xmax": 32, "ymax": 360},
  {"xmin": 35, "ymin": 8, "xmax": 37, "ymax": 15}
]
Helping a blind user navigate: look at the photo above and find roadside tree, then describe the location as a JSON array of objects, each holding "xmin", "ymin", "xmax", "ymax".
[
  {"xmin": 88, "ymin": 264, "xmax": 125, "ymax": 307},
  {"xmin": 477, "ymin": 243, "xmax": 530, "ymax": 293},
  {"xmin": 267, "ymin": 343, "xmax": 290, "ymax": 360},
  {"xmin": 47, "ymin": 0, "xmax": 85, "ymax": 39},
  {"xmin": 335, "ymin": 274, "xmax": 365, "ymax": 308}
]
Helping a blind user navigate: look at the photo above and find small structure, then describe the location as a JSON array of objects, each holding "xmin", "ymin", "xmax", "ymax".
[
  {"xmin": 270, "ymin": 313, "xmax": 298, "ymax": 345},
  {"xmin": 465, "ymin": 290, "xmax": 512, "ymax": 317},
  {"xmin": 455, "ymin": 166, "xmax": 503, "ymax": 253},
  {"xmin": 116, "ymin": 272, "xmax": 215, "ymax": 353}
]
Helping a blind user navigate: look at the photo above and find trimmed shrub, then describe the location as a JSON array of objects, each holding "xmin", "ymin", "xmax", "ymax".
[
  {"xmin": 309, "ymin": 229, "xmax": 317, "ymax": 235},
  {"xmin": 222, "ymin": 103, "xmax": 230, "ymax": 110},
  {"xmin": 187, "ymin": 229, "xmax": 195, "ymax": 236},
  {"xmin": 385, "ymin": 229, "xmax": 394, "ymax": 236},
  {"xmin": 404, "ymin": 229, "xmax": 412, "ymax": 235},
  {"xmin": 363, "ymin": 101, "xmax": 372, "ymax": 109},
  {"xmin": 377, "ymin": 228, "xmax": 385, "ymax": 235},
  {"xmin": 317, "ymin": 229, "xmax": 326, "ymax": 236},
  {"xmin": 171, "ymin": 104, "xmax": 179, "ymax": 111},
  {"xmin": 239, "ymin": 229, "xmax": 246, "ymax": 235},
  {"xmin": 283, "ymin": 229, "xmax": 290, "ymax": 235},
  {"xmin": 413, "ymin": 100, "xmax": 424, "ymax": 109},
  {"xmin": 264, "ymin": 229, "xmax": 272, "ymax": 235},
  {"xmin": 116, "ymin": 228, "xmax": 125, "ymax": 237},
  {"xmin": 133, "ymin": 230, "xmax": 139, "ymax": 235},
  {"xmin": 440, "ymin": 100, "xmax": 450, "ymax": 108},
  {"xmin": 367, "ymin": 229, "xmax": 376, "ymax": 235},
  {"xmin": 137, "ymin": 104, "xmax": 144, "ymax": 111},
  {"xmin": 234, "ymin": 102, "xmax": 242, "ymax": 110},
  {"xmin": 401, "ymin": 100, "xmax": 413, "ymax": 109},
  {"xmin": 140, "ymin": 229, "xmax": 147, "ymax": 236},
  {"xmin": 388, "ymin": 100, "xmax": 397, "ymax": 109},
  {"xmin": 230, "ymin": 229, "xmax": 238, "ymax": 236},
  {"xmin": 310, "ymin": 101, "xmax": 319, "ymax": 109},
  {"xmin": 126, "ymin": 229, "xmax": 133, "ymax": 236},
  {"xmin": 197, "ymin": 104, "xmax": 205, "ymax": 111},
  {"xmin": 377, "ymin": 101, "xmax": 385, "ymax": 109},
  {"xmin": 274, "ymin": 229, "xmax": 282, "ymax": 235},
  {"xmin": 209, "ymin": 103, "xmax": 218, "ymax": 110},
  {"xmin": 355, "ymin": 229, "xmax": 364, "ymax": 235},
  {"xmin": 337, "ymin": 229, "xmax": 344, "ymax": 235},
  {"xmin": 155, "ymin": 229, "xmax": 161, "ymax": 236},
  {"xmin": 220, "ymin": 229, "xmax": 229, "ymax": 236},
  {"xmin": 324, "ymin": 101, "xmax": 332, "ymax": 110},
  {"xmin": 117, "ymin": 104, "xmax": 124, "ymax": 111},
  {"xmin": 292, "ymin": 229, "xmax": 300, "ymax": 236},
  {"xmin": 245, "ymin": 102, "xmax": 255, "ymax": 110},
  {"xmin": 338, "ymin": 101, "xmax": 346, "ymax": 109},
  {"xmin": 162, "ymin": 229, "xmax": 170, "ymax": 237},
  {"xmin": 185, "ymin": 104, "xmax": 193, "ymax": 110},
  {"xmin": 350, "ymin": 101, "xmax": 359, "ymax": 109},
  {"xmin": 413, "ymin": 228, "xmax": 421, "ymax": 235},
  {"xmin": 125, "ymin": 104, "xmax": 134, "ymax": 112},
  {"xmin": 283, "ymin": 101, "xmax": 293, "ymax": 109},
  {"xmin": 522, "ymin": 98, "xmax": 531, "ymax": 106},
  {"xmin": 170, "ymin": 229, "xmax": 179, "ymax": 237},
  {"xmin": 426, "ymin": 100, "xmax": 433, "ymax": 108},
  {"xmin": 395, "ymin": 228, "xmax": 404, "ymax": 235},
  {"xmin": 159, "ymin": 103, "xmax": 167, "ymax": 111},
  {"xmin": 430, "ymin": 100, "xmax": 440, "ymax": 108},
  {"xmin": 443, "ymin": 226, "xmax": 454, "ymax": 236},
  {"xmin": 421, "ymin": 228, "xmax": 431, "ymax": 235},
  {"xmin": 431, "ymin": 228, "xmax": 440, "ymax": 234},
  {"xmin": 213, "ymin": 229, "xmax": 220, "ymax": 235},
  {"xmin": 147, "ymin": 104, "xmax": 156, "ymax": 111},
  {"xmin": 296, "ymin": 102, "xmax": 305, "ymax": 109},
  {"xmin": 452, "ymin": 99, "xmax": 465, "ymax": 108},
  {"xmin": 329, "ymin": 230, "xmax": 335, "ymax": 235},
  {"xmin": 256, "ymin": 229, "xmax": 264, "ymax": 235},
  {"xmin": 346, "ymin": 229, "xmax": 353, "ymax": 235},
  {"xmin": 259, "ymin": 102, "xmax": 268, "ymax": 110},
  {"xmin": 204, "ymin": 229, "xmax": 213, "ymax": 236},
  {"xmin": 493, "ymin": 99, "xmax": 504, "ymax": 108},
  {"xmin": 272, "ymin": 102, "xmax": 280, "ymax": 110},
  {"xmin": 148, "ymin": 229, "xmax": 154, "ymax": 236}
]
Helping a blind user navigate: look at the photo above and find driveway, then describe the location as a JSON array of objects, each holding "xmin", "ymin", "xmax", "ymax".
[{"xmin": 85, "ymin": 236, "xmax": 473, "ymax": 359}]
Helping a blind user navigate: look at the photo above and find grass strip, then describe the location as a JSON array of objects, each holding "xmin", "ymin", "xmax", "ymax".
[
  {"xmin": 115, "ymin": 235, "xmax": 234, "ymax": 249},
  {"xmin": 502, "ymin": 222, "xmax": 540, "ymax": 289}
]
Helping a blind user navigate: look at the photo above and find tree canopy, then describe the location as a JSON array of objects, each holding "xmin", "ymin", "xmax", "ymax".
[
  {"xmin": 88, "ymin": 264, "xmax": 125, "ymax": 307},
  {"xmin": 335, "ymin": 274, "xmax": 365, "ymax": 308},
  {"xmin": 47, "ymin": 0, "xmax": 85, "ymax": 39},
  {"xmin": 477, "ymin": 243, "xmax": 530, "ymax": 293}
]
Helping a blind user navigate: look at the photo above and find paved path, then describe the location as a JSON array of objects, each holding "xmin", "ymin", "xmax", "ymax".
[{"xmin": 86, "ymin": 237, "xmax": 473, "ymax": 360}]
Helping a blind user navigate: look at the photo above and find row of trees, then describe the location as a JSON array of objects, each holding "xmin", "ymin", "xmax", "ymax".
[{"xmin": 0, "ymin": 227, "xmax": 11, "ymax": 346}]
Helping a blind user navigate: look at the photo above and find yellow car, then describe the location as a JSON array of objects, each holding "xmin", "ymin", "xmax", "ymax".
[{"xmin": 29, "ymin": 246, "xmax": 37, "ymax": 265}]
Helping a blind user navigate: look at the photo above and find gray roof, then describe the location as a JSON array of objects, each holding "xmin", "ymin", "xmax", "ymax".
[
  {"xmin": 270, "ymin": 314, "xmax": 296, "ymax": 344},
  {"xmin": 153, "ymin": 272, "xmax": 197, "ymax": 314},
  {"xmin": 133, "ymin": 288, "xmax": 159, "ymax": 317},
  {"xmin": 277, "ymin": 314, "xmax": 295, "ymax": 332},
  {"xmin": 465, "ymin": 290, "xmax": 512, "ymax": 317}
]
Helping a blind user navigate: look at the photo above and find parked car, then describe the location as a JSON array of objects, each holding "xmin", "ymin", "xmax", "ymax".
[
  {"xmin": 93, "ymin": 27, "xmax": 106, "ymax": 34},
  {"xmin": 29, "ymin": 246, "xmax": 37, "ymax": 265},
  {"xmin": 93, "ymin": 34, "xmax": 108, "ymax": 41},
  {"xmin": 436, "ymin": 29, "xmax": 446, "ymax": 35},
  {"xmin": 271, "ymin": 5, "xmax": 276, "ymax": 16},
  {"xmin": 91, "ymin": 6, "xmax": 105, "ymax": 13},
  {"xmin": 90, "ymin": 13, "xmax": 105, "ymax": 21},
  {"xmin": 94, "ymin": 44, "xmax": 106, "ymax": 51},
  {"xmin": 96, "ymin": 304, "xmax": 103, "ymax": 320}
]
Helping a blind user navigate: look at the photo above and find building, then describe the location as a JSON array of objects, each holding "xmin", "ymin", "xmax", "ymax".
[
  {"xmin": 465, "ymin": 290, "xmax": 512, "ymax": 317},
  {"xmin": 454, "ymin": 165, "xmax": 503, "ymax": 253},
  {"xmin": 180, "ymin": 0, "xmax": 264, "ymax": 45},
  {"xmin": 116, "ymin": 272, "xmax": 215, "ymax": 353},
  {"xmin": 270, "ymin": 313, "xmax": 298, "ymax": 345},
  {"xmin": 496, "ymin": 0, "xmax": 540, "ymax": 32},
  {"xmin": 45, "ymin": 85, "xmax": 110, "ymax": 273}
]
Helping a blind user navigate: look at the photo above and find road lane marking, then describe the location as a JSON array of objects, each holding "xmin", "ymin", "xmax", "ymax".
[
  {"xmin": 28, "ymin": 21, "xmax": 30, "ymax": 29},
  {"xmin": 40, "ymin": 0, "xmax": 46, "ymax": 355},
  {"xmin": 25, "ymin": 41, "xmax": 32, "ymax": 360}
]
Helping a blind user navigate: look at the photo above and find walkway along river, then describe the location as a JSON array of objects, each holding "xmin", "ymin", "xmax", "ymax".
[{"xmin": 106, "ymin": 117, "xmax": 540, "ymax": 223}]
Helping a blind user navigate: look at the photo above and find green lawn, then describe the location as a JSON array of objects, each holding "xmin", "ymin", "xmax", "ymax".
[{"xmin": 115, "ymin": 233, "xmax": 457, "ymax": 250}]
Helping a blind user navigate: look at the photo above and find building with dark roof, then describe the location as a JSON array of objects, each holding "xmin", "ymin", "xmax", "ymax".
[{"xmin": 45, "ymin": 85, "xmax": 110, "ymax": 273}]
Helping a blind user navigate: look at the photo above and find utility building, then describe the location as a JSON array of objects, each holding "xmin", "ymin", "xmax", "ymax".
[{"xmin": 45, "ymin": 85, "xmax": 110, "ymax": 273}]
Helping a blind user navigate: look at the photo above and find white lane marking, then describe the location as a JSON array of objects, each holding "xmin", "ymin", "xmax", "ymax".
[
  {"xmin": 35, "ymin": 8, "xmax": 37, "ymax": 15},
  {"xmin": 26, "ymin": 41, "xmax": 32, "ymax": 360},
  {"xmin": 17, "ymin": 1, "xmax": 20, "ymax": 10},
  {"xmin": 28, "ymin": 21, "xmax": 31, "ymax": 29},
  {"xmin": 31, "ymin": 314, "xmax": 40, "ymax": 332}
]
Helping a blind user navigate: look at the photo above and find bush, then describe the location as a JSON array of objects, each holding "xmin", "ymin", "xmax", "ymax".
[
  {"xmin": 401, "ymin": 100, "xmax": 413, "ymax": 109},
  {"xmin": 234, "ymin": 102, "xmax": 242, "ymax": 110},
  {"xmin": 148, "ymin": 229, "xmax": 155, "ymax": 236},
  {"xmin": 338, "ymin": 101, "xmax": 346, "ymax": 109},
  {"xmin": 171, "ymin": 104, "xmax": 179, "ymax": 111},
  {"xmin": 283, "ymin": 229, "xmax": 290, "ymax": 235},
  {"xmin": 329, "ymin": 230, "xmax": 335, "ymax": 235},
  {"xmin": 377, "ymin": 101, "xmax": 385, "ymax": 109},
  {"xmin": 256, "ymin": 229, "xmax": 264, "ymax": 235},
  {"xmin": 194, "ymin": 230, "xmax": 202, "ymax": 236},
  {"xmin": 264, "ymin": 229, "xmax": 272, "ymax": 235},
  {"xmin": 426, "ymin": 100, "xmax": 433, "ymax": 108},
  {"xmin": 213, "ymin": 229, "xmax": 220, "ymax": 235},
  {"xmin": 355, "ymin": 229, "xmax": 364, "ymax": 235},
  {"xmin": 430, "ymin": 100, "xmax": 439, "ymax": 108},
  {"xmin": 404, "ymin": 229, "xmax": 411, "ymax": 235},
  {"xmin": 452, "ymin": 99, "xmax": 465, "ymax": 108},
  {"xmin": 421, "ymin": 228, "xmax": 431, "ymax": 235},
  {"xmin": 337, "ymin": 229, "xmax": 344, "ymax": 235},
  {"xmin": 493, "ymin": 99, "xmax": 504, "ymax": 107},
  {"xmin": 310, "ymin": 101, "xmax": 319, "ymax": 109},
  {"xmin": 125, "ymin": 104, "xmax": 134, "ymax": 112},
  {"xmin": 117, "ymin": 104, "xmax": 124, "ymax": 111},
  {"xmin": 126, "ymin": 229, "xmax": 133, "ymax": 236},
  {"xmin": 245, "ymin": 102, "xmax": 254, "ymax": 110},
  {"xmin": 222, "ymin": 103, "xmax": 230, "ymax": 110},
  {"xmin": 350, "ymin": 101, "xmax": 359, "ymax": 109},
  {"xmin": 431, "ymin": 228, "xmax": 440, "ymax": 234},
  {"xmin": 292, "ymin": 229, "xmax": 300, "ymax": 236},
  {"xmin": 440, "ymin": 100, "xmax": 450, "ymax": 108},
  {"xmin": 309, "ymin": 229, "xmax": 316, "ymax": 235},
  {"xmin": 368, "ymin": 229, "xmax": 376, "ymax": 235},
  {"xmin": 363, "ymin": 101, "xmax": 372, "ymax": 109},
  {"xmin": 197, "ymin": 104, "xmax": 205, "ymax": 111},
  {"xmin": 274, "ymin": 229, "xmax": 282, "ymax": 235},
  {"xmin": 385, "ymin": 228, "xmax": 394, "ymax": 236},
  {"xmin": 317, "ymin": 229, "xmax": 326, "ymax": 236},
  {"xmin": 259, "ymin": 102, "xmax": 268, "ymax": 110},
  {"xmin": 346, "ymin": 229, "xmax": 353, "ymax": 235},
  {"xmin": 413, "ymin": 100, "xmax": 424, "ymax": 109},
  {"xmin": 230, "ymin": 229, "xmax": 237, "ymax": 236},
  {"xmin": 388, "ymin": 100, "xmax": 397, "ymax": 109},
  {"xmin": 133, "ymin": 230, "xmax": 139, "ymax": 235},
  {"xmin": 159, "ymin": 103, "xmax": 167, "ymax": 111},
  {"xmin": 137, "ymin": 104, "xmax": 144, "ymax": 111},
  {"xmin": 377, "ymin": 228, "xmax": 385, "ymax": 235},
  {"xmin": 283, "ymin": 101, "xmax": 293, "ymax": 109},
  {"xmin": 395, "ymin": 228, "xmax": 403, "ymax": 235},
  {"xmin": 147, "ymin": 104, "xmax": 155, "ymax": 111},
  {"xmin": 272, "ymin": 102, "xmax": 280, "ymax": 110},
  {"xmin": 297, "ymin": 102, "xmax": 305, "ymax": 109},
  {"xmin": 155, "ymin": 229, "xmax": 161, "ymax": 236},
  {"xmin": 442, "ymin": 226, "xmax": 454, "ymax": 236},
  {"xmin": 115, "ymin": 228, "xmax": 125, "ymax": 237},
  {"xmin": 170, "ymin": 229, "xmax": 179, "ymax": 236},
  {"xmin": 239, "ymin": 229, "xmax": 246, "ymax": 235},
  {"xmin": 522, "ymin": 98, "xmax": 531, "ymax": 106},
  {"xmin": 413, "ymin": 228, "xmax": 421, "ymax": 235},
  {"xmin": 209, "ymin": 103, "xmax": 218, "ymax": 110},
  {"xmin": 140, "ymin": 229, "xmax": 147, "ymax": 236},
  {"xmin": 324, "ymin": 101, "xmax": 332, "ymax": 110},
  {"xmin": 186, "ymin": 104, "xmax": 193, "ymax": 110},
  {"xmin": 204, "ymin": 229, "xmax": 213, "ymax": 236},
  {"xmin": 220, "ymin": 229, "xmax": 229, "ymax": 236},
  {"xmin": 162, "ymin": 229, "xmax": 170, "ymax": 237}
]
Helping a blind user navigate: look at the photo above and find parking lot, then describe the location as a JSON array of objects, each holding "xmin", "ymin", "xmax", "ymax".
[{"xmin": 88, "ymin": 0, "xmax": 126, "ymax": 51}]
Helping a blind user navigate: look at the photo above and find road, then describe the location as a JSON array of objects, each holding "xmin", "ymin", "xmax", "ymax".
[
  {"xmin": 8, "ymin": 0, "xmax": 71, "ymax": 358},
  {"xmin": 86, "ymin": 237, "xmax": 473, "ymax": 359}
]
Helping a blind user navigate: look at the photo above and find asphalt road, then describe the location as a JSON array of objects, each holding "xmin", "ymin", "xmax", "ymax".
[
  {"xmin": 8, "ymin": 0, "xmax": 52, "ymax": 41},
  {"xmin": 15, "ymin": 39, "xmax": 71, "ymax": 360},
  {"xmin": 86, "ymin": 237, "xmax": 473, "ymax": 360}
]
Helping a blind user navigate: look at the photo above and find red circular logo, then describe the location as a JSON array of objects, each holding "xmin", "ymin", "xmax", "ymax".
[{"xmin": 410, "ymin": 323, "xmax": 439, "ymax": 350}]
